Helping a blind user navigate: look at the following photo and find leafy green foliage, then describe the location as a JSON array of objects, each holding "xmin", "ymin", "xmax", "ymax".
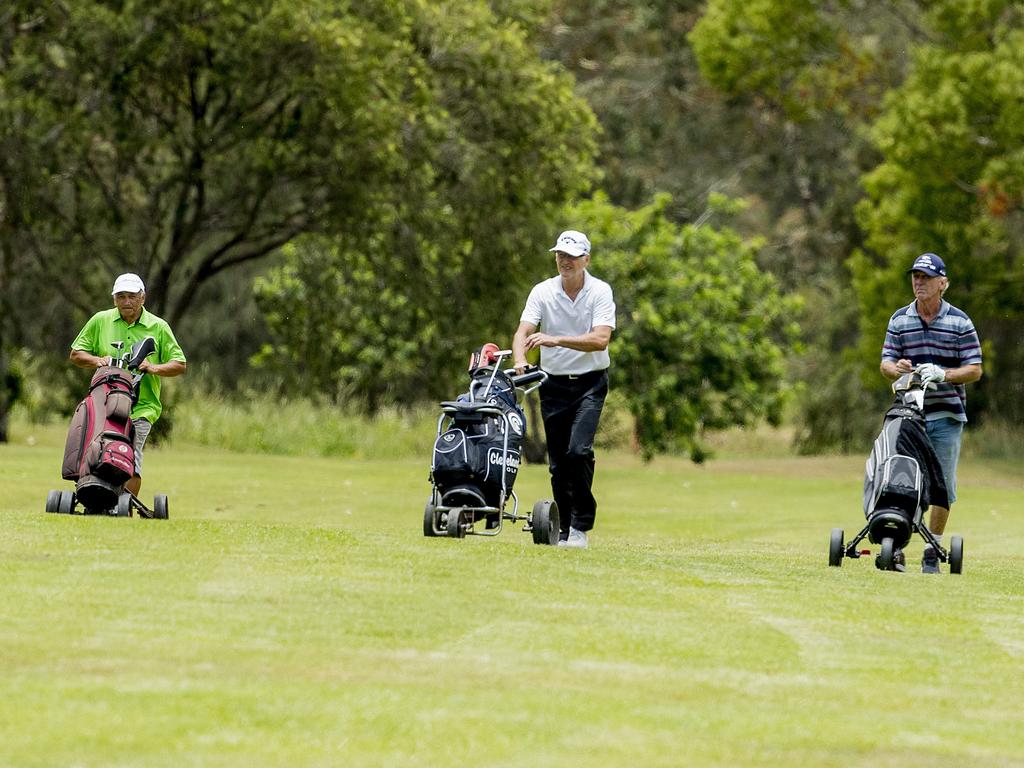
[
  {"xmin": 542, "ymin": 0, "xmax": 772, "ymax": 223},
  {"xmin": 690, "ymin": 0, "xmax": 837, "ymax": 118},
  {"xmin": 568, "ymin": 193, "xmax": 799, "ymax": 460},
  {"xmin": 6, "ymin": 0, "xmax": 1023, "ymax": 453},
  {"xmin": 689, "ymin": 0, "xmax": 1024, "ymax": 442},
  {"xmin": 1, "ymin": 1, "xmax": 409, "ymax": 318},
  {"xmin": 853, "ymin": 1, "xmax": 1024, "ymax": 419},
  {"xmin": 251, "ymin": 1, "xmax": 598, "ymax": 407},
  {"xmin": 253, "ymin": 238, "xmax": 445, "ymax": 409},
  {"xmin": 0, "ymin": 0, "xmax": 595, "ymax": 326},
  {"xmin": 687, "ymin": 0, "xmax": 919, "ymax": 450},
  {"xmin": 689, "ymin": 0, "xmax": 911, "ymax": 122},
  {"xmin": 254, "ymin": 192, "xmax": 799, "ymax": 461},
  {"xmin": 0, "ymin": 0, "xmax": 597, "ymax": 436},
  {"xmin": 544, "ymin": 0, "xmax": 923, "ymax": 452}
]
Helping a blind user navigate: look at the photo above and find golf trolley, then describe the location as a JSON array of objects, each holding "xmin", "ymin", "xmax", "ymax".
[
  {"xmin": 424, "ymin": 344, "xmax": 560, "ymax": 545},
  {"xmin": 828, "ymin": 368, "xmax": 962, "ymax": 573},
  {"xmin": 45, "ymin": 337, "xmax": 169, "ymax": 520}
]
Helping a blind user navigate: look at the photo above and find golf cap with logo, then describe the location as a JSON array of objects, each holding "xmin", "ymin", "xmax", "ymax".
[
  {"xmin": 549, "ymin": 230, "xmax": 591, "ymax": 257},
  {"xmin": 906, "ymin": 253, "xmax": 946, "ymax": 277},
  {"xmin": 111, "ymin": 273, "xmax": 146, "ymax": 295}
]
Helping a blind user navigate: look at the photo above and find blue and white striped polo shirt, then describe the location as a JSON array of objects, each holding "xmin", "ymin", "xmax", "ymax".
[{"xmin": 881, "ymin": 300, "xmax": 983, "ymax": 422}]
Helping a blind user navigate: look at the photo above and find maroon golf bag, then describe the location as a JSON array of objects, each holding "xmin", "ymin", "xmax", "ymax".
[{"xmin": 61, "ymin": 366, "xmax": 137, "ymax": 511}]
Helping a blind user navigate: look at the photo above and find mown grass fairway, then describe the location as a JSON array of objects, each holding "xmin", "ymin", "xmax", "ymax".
[{"xmin": 2, "ymin": 425, "xmax": 1023, "ymax": 767}]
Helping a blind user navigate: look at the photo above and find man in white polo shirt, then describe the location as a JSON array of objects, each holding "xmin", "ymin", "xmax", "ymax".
[{"xmin": 513, "ymin": 230, "xmax": 616, "ymax": 549}]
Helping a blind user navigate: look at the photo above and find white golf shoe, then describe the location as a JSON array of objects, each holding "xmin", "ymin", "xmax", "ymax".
[{"xmin": 560, "ymin": 527, "xmax": 588, "ymax": 549}]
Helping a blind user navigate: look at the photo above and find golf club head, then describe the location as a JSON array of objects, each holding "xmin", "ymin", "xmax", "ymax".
[
  {"xmin": 906, "ymin": 388, "xmax": 925, "ymax": 410},
  {"xmin": 468, "ymin": 342, "xmax": 501, "ymax": 371},
  {"xmin": 126, "ymin": 336, "xmax": 156, "ymax": 371},
  {"xmin": 891, "ymin": 371, "xmax": 918, "ymax": 394},
  {"xmin": 480, "ymin": 343, "xmax": 500, "ymax": 364}
]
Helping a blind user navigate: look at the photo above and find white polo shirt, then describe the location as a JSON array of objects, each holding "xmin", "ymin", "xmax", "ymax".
[{"xmin": 520, "ymin": 271, "xmax": 616, "ymax": 375}]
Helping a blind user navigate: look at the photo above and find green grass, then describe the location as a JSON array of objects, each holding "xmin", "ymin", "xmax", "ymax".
[{"xmin": 2, "ymin": 423, "xmax": 1023, "ymax": 767}]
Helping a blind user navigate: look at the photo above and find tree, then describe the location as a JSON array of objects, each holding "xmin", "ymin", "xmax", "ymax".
[
  {"xmin": 536, "ymin": 0, "xmax": 920, "ymax": 450},
  {"xmin": 2, "ymin": 0, "xmax": 447, "ymax": 319},
  {"xmin": 689, "ymin": 0, "xmax": 1024, "ymax": 438},
  {"xmin": 566, "ymin": 192, "xmax": 798, "ymax": 460},
  {"xmin": 544, "ymin": 0, "xmax": 913, "ymax": 267},
  {"xmin": 851, "ymin": 0, "xmax": 1024, "ymax": 423},
  {"xmin": 0, "ymin": 0, "xmax": 597, "ymax": 436},
  {"xmin": 253, "ymin": 1, "xmax": 599, "ymax": 408},
  {"xmin": 688, "ymin": 0, "xmax": 1024, "ymax": 448},
  {"xmin": 257, "ymin": 192, "xmax": 798, "ymax": 460}
]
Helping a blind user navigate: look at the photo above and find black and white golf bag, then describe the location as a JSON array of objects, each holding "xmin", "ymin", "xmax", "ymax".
[
  {"xmin": 431, "ymin": 366, "xmax": 526, "ymax": 509},
  {"xmin": 862, "ymin": 381, "xmax": 949, "ymax": 549}
]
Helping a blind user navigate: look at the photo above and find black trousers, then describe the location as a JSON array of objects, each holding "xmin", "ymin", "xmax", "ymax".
[{"xmin": 539, "ymin": 369, "xmax": 609, "ymax": 535}]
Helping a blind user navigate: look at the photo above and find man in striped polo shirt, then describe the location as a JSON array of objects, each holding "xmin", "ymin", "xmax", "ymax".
[{"xmin": 880, "ymin": 253, "xmax": 983, "ymax": 573}]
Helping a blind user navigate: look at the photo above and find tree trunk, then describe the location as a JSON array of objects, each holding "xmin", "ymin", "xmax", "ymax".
[
  {"xmin": 0, "ymin": 340, "xmax": 10, "ymax": 444},
  {"xmin": 0, "ymin": 248, "xmax": 10, "ymax": 443}
]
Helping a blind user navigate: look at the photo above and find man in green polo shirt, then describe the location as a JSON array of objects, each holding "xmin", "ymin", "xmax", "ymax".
[{"xmin": 70, "ymin": 273, "xmax": 187, "ymax": 496}]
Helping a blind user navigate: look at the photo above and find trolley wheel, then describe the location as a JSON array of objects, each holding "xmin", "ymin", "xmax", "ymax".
[
  {"xmin": 531, "ymin": 500, "xmax": 559, "ymax": 546},
  {"xmin": 58, "ymin": 490, "xmax": 75, "ymax": 515},
  {"xmin": 114, "ymin": 493, "xmax": 133, "ymax": 518},
  {"xmin": 423, "ymin": 500, "xmax": 439, "ymax": 537},
  {"xmin": 828, "ymin": 528, "xmax": 844, "ymax": 567},
  {"xmin": 447, "ymin": 508, "xmax": 467, "ymax": 539},
  {"xmin": 153, "ymin": 494, "xmax": 169, "ymax": 520},
  {"xmin": 45, "ymin": 490, "xmax": 61, "ymax": 514},
  {"xmin": 949, "ymin": 535, "xmax": 964, "ymax": 575},
  {"xmin": 877, "ymin": 537, "xmax": 895, "ymax": 571}
]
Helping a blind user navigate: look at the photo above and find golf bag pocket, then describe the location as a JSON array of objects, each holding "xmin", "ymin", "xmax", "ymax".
[
  {"xmin": 86, "ymin": 432, "xmax": 136, "ymax": 485},
  {"xmin": 432, "ymin": 429, "xmax": 478, "ymax": 488},
  {"xmin": 105, "ymin": 388, "xmax": 132, "ymax": 420},
  {"xmin": 873, "ymin": 455, "xmax": 921, "ymax": 517},
  {"xmin": 62, "ymin": 399, "xmax": 90, "ymax": 481}
]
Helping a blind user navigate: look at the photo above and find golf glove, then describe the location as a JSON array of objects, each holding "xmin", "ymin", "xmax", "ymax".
[{"xmin": 917, "ymin": 363, "xmax": 946, "ymax": 386}]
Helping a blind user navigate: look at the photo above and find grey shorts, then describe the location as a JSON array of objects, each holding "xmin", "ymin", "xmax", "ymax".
[{"xmin": 132, "ymin": 418, "xmax": 153, "ymax": 477}]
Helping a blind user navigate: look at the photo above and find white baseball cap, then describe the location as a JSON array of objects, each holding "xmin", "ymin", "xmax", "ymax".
[
  {"xmin": 111, "ymin": 273, "xmax": 145, "ymax": 294},
  {"xmin": 549, "ymin": 230, "xmax": 591, "ymax": 257}
]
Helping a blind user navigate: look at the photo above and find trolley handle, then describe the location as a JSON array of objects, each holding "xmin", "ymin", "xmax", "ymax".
[{"xmin": 509, "ymin": 366, "xmax": 547, "ymax": 388}]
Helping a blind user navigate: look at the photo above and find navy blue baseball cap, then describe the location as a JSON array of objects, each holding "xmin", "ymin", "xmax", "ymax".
[{"xmin": 907, "ymin": 252, "xmax": 946, "ymax": 277}]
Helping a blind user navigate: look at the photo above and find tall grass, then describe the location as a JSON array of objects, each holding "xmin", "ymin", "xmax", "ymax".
[
  {"xmin": 962, "ymin": 419, "xmax": 1024, "ymax": 461},
  {"xmin": 169, "ymin": 388, "xmax": 1022, "ymax": 465},
  {"xmin": 163, "ymin": 381, "xmax": 640, "ymax": 460},
  {"xmin": 13, "ymin": 365, "xmax": 1021, "ymax": 463},
  {"xmin": 169, "ymin": 387, "xmax": 438, "ymax": 459}
]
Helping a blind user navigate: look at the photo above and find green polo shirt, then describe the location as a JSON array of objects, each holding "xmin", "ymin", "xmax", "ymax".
[{"xmin": 70, "ymin": 307, "xmax": 186, "ymax": 424}]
